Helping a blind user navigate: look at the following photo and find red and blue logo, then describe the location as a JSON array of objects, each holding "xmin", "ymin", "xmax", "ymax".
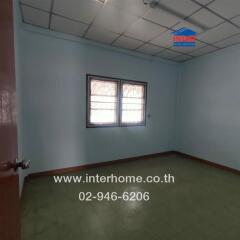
[{"xmin": 172, "ymin": 27, "xmax": 196, "ymax": 47}]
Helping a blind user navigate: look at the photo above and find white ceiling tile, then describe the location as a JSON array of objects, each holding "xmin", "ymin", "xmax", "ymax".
[
  {"xmin": 190, "ymin": 45, "xmax": 218, "ymax": 56},
  {"xmin": 20, "ymin": 0, "xmax": 240, "ymax": 61},
  {"xmin": 189, "ymin": 9, "xmax": 224, "ymax": 28},
  {"xmin": 174, "ymin": 54, "xmax": 193, "ymax": 62},
  {"xmin": 21, "ymin": 0, "xmax": 52, "ymax": 11},
  {"xmin": 113, "ymin": 36, "xmax": 143, "ymax": 50},
  {"xmin": 150, "ymin": 30, "xmax": 173, "ymax": 48},
  {"xmin": 159, "ymin": 0, "xmax": 201, "ymax": 18},
  {"xmin": 214, "ymin": 34, "xmax": 240, "ymax": 48},
  {"xmin": 208, "ymin": 0, "xmax": 240, "ymax": 19},
  {"xmin": 85, "ymin": 25, "xmax": 119, "ymax": 44},
  {"xmin": 22, "ymin": 5, "xmax": 49, "ymax": 28},
  {"xmin": 195, "ymin": 40, "xmax": 208, "ymax": 49},
  {"xmin": 171, "ymin": 46, "xmax": 195, "ymax": 54},
  {"xmin": 157, "ymin": 49, "xmax": 181, "ymax": 59},
  {"xmin": 93, "ymin": 5, "xmax": 138, "ymax": 34},
  {"xmin": 194, "ymin": 0, "xmax": 213, "ymax": 5},
  {"xmin": 171, "ymin": 40, "xmax": 206, "ymax": 53},
  {"xmin": 136, "ymin": 44, "xmax": 164, "ymax": 55},
  {"xmin": 107, "ymin": 0, "xmax": 148, "ymax": 16},
  {"xmin": 172, "ymin": 20, "xmax": 203, "ymax": 34},
  {"xmin": 125, "ymin": 19, "xmax": 167, "ymax": 42},
  {"xmin": 50, "ymin": 15, "xmax": 88, "ymax": 37},
  {"xmin": 143, "ymin": 8, "xmax": 180, "ymax": 28},
  {"xmin": 197, "ymin": 22, "xmax": 240, "ymax": 44},
  {"xmin": 53, "ymin": 0, "xmax": 102, "ymax": 24},
  {"xmin": 231, "ymin": 15, "xmax": 240, "ymax": 27}
]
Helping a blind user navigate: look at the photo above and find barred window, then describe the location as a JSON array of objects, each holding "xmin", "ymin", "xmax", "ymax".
[
  {"xmin": 87, "ymin": 75, "xmax": 147, "ymax": 127},
  {"xmin": 90, "ymin": 80, "xmax": 118, "ymax": 124},
  {"xmin": 121, "ymin": 83, "xmax": 145, "ymax": 124}
]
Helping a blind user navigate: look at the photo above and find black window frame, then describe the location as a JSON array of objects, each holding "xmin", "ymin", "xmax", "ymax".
[{"xmin": 86, "ymin": 74, "xmax": 147, "ymax": 128}]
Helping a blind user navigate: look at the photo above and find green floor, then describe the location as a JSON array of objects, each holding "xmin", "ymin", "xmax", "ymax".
[{"xmin": 21, "ymin": 154, "xmax": 240, "ymax": 240}]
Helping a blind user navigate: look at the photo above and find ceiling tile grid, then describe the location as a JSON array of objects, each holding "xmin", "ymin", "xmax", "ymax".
[
  {"xmin": 207, "ymin": 0, "xmax": 240, "ymax": 19},
  {"xmin": 19, "ymin": 0, "xmax": 240, "ymax": 62},
  {"xmin": 143, "ymin": 8, "xmax": 180, "ymax": 28},
  {"xmin": 53, "ymin": 0, "xmax": 102, "ymax": 24},
  {"xmin": 193, "ymin": 0, "xmax": 214, "ymax": 5},
  {"xmin": 21, "ymin": 0, "xmax": 52, "ymax": 11},
  {"xmin": 213, "ymin": 33, "xmax": 240, "ymax": 48},
  {"xmin": 50, "ymin": 15, "xmax": 88, "ymax": 37},
  {"xmin": 159, "ymin": 0, "xmax": 201, "ymax": 18},
  {"xmin": 85, "ymin": 25, "xmax": 119, "ymax": 44},
  {"xmin": 173, "ymin": 54, "xmax": 194, "ymax": 62},
  {"xmin": 107, "ymin": 0, "xmax": 148, "ymax": 17},
  {"xmin": 197, "ymin": 21, "xmax": 240, "ymax": 44},
  {"xmin": 136, "ymin": 43, "xmax": 164, "ymax": 55},
  {"xmin": 125, "ymin": 19, "xmax": 167, "ymax": 42},
  {"xmin": 21, "ymin": 5, "xmax": 50, "ymax": 28},
  {"xmin": 150, "ymin": 30, "xmax": 173, "ymax": 48},
  {"xmin": 190, "ymin": 45, "xmax": 218, "ymax": 56},
  {"xmin": 188, "ymin": 8, "xmax": 224, "ymax": 28},
  {"xmin": 93, "ymin": 4, "xmax": 139, "ymax": 34},
  {"xmin": 157, "ymin": 49, "xmax": 182, "ymax": 60},
  {"xmin": 112, "ymin": 35, "xmax": 144, "ymax": 50},
  {"xmin": 231, "ymin": 15, "xmax": 240, "ymax": 27}
]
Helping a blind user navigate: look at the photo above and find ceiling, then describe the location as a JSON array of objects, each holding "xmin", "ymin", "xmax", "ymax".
[{"xmin": 20, "ymin": 0, "xmax": 240, "ymax": 62}]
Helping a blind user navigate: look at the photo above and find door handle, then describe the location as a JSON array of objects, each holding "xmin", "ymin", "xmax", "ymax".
[
  {"xmin": 0, "ymin": 160, "xmax": 30, "ymax": 171},
  {"xmin": 13, "ymin": 160, "xmax": 30, "ymax": 171}
]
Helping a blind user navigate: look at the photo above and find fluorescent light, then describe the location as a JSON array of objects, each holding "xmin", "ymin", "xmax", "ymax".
[
  {"xmin": 145, "ymin": 0, "xmax": 207, "ymax": 32},
  {"xmin": 95, "ymin": 0, "xmax": 108, "ymax": 4}
]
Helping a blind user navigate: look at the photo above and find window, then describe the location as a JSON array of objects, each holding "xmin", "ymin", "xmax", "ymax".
[
  {"xmin": 89, "ymin": 79, "xmax": 118, "ymax": 125},
  {"xmin": 87, "ymin": 75, "xmax": 147, "ymax": 127}
]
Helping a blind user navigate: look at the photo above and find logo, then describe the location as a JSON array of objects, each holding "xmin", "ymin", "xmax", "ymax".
[{"xmin": 172, "ymin": 27, "xmax": 196, "ymax": 47}]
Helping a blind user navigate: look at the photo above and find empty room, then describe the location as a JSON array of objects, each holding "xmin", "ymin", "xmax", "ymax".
[{"xmin": 1, "ymin": 0, "xmax": 240, "ymax": 239}]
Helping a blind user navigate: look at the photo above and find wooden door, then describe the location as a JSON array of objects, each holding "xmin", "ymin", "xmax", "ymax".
[{"xmin": 0, "ymin": 0, "xmax": 20, "ymax": 239}]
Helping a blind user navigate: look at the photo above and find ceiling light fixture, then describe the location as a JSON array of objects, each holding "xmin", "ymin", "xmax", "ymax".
[
  {"xmin": 143, "ymin": 0, "xmax": 207, "ymax": 32},
  {"xmin": 95, "ymin": 0, "xmax": 108, "ymax": 4}
]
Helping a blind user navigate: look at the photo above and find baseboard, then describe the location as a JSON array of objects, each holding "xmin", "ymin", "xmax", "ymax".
[
  {"xmin": 174, "ymin": 151, "xmax": 240, "ymax": 175},
  {"xmin": 26, "ymin": 150, "xmax": 240, "ymax": 180},
  {"xmin": 27, "ymin": 151, "xmax": 175, "ymax": 179}
]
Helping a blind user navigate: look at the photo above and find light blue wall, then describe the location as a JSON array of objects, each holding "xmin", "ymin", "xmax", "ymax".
[
  {"xmin": 176, "ymin": 44, "xmax": 240, "ymax": 170},
  {"xmin": 17, "ymin": 24, "xmax": 179, "ymax": 174},
  {"xmin": 14, "ymin": 0, "xmax": 240, "ymax": 186}
]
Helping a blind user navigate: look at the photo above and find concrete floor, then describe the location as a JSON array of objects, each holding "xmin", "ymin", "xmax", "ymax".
[{"xmin": 21, "ymin": 154, "xmax": 240, "ymax": 240}]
